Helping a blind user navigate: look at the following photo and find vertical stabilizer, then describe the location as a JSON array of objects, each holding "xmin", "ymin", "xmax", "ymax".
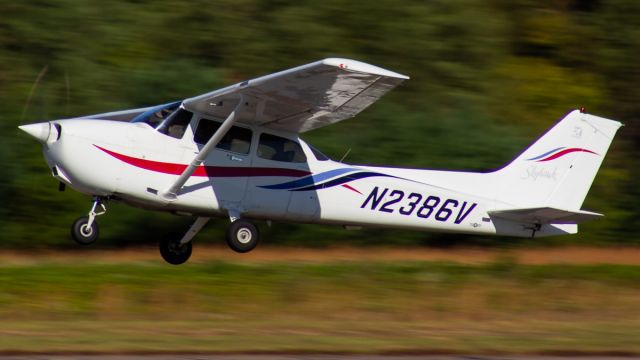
[{"xmin": 493, "ymin": 110, "xmax": 622, "ymax": 210}]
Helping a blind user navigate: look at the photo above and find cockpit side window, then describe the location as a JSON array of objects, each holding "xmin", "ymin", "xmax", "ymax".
[
  {"xmin": 258, "ymin": 133, "xmax": 307, "ymax": 163},
  {"xmin": 156, "ymin": 108, "xmax": 193, "ymax": 139},
  {"xmin": 194, "ymin": 118, "xmax": 252, "ymax": 155}
]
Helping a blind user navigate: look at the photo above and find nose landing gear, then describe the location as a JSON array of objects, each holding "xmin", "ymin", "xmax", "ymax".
[{"xmin": 71, "ymin": 197, "xmax": 107, "ymax": 245}]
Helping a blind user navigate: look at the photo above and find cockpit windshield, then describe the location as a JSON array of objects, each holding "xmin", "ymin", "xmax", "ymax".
[
  {"xmin": 130, "ymin": 101, "xmax": 194, "ymax": 139},
  {"xmin": 156, "ymin": 108, "xmax": 194, "ymax": 139},
  {"xmin": 130, "ymin": 101, "xmax": 181, "ymax": 128}
]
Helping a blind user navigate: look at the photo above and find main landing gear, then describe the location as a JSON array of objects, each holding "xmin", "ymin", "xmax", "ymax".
[
  {"xmin": 159, "ymin": 216, "xmax": 261, "ymax": 265},
  {"xmin": 71, "ymin": 197, "xmax": 107, "ymax": 245},
  {"xmin": 226, "ymin": 219, "xmax": 260, "ymax": 253},
  {"xmin": 158, "ymin": 217, "xmax": 210, "ymax": 265},
  {"xmin": 159, "ymin": 238, "xmax": 193, "ymax": 265}
]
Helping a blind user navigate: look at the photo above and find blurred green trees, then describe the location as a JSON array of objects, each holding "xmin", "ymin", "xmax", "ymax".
[{"xmin": 0, "ymin": 0, "xmax": 637, "ymax": 247}]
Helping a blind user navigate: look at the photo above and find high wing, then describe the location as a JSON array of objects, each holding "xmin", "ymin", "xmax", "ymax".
[
  {"xmin": 489, "ymin": 207, "xmax": 603, "ymax": 225},
  {"xmin": 182, "ymin": 58, "xmax": 409, "ymax": 133}
]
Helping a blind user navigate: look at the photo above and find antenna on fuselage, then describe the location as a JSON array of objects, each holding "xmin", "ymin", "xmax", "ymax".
[{"xmin": 339, "ymin": 148, "xmax": 352, "ymax": 163}]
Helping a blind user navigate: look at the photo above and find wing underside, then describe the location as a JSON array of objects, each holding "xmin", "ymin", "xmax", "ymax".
[{"xmin": 182, "ymin": 58, "xmax": 409, "ymax": 133}]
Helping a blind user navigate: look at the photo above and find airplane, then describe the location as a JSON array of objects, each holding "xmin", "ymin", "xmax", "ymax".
[{"xmin": 19, "ymin": 58, "xmax": 622, "ymax": 265}]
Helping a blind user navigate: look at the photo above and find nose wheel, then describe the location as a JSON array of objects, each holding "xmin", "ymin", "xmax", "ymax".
[
  {"xmin": 226, "ymin": 219, "xmax": 259, "ymax": 253},
  {"xmin": 71, "ymin": 216, "xmax": 99, "ymax": 245},
  {"xmin": 71, "ymin": 197, "xmax": 107, "ymax": 245}
]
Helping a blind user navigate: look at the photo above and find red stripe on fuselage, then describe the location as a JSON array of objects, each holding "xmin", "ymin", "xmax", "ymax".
[
  {"xmin": 94, "ymin": 145, "xmax": 312, "ymax": 177},
  {"xmin": 539, "ymin": 148, "xmax": 598, "ymax": 162},
  {"xmin": 341, "ymin": 183, "xmax": 362, "ymax": 195}
]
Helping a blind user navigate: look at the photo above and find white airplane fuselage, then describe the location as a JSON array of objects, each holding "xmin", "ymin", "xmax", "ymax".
[{"xmin": 34, "ymin": 114, "xmax": 578, "ymax": 240}]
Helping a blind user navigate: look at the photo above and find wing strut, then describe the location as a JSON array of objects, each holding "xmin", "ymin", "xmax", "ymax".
[{"xmin": 160, "ymin": 95, "xmax": 245, "ymax": 201}]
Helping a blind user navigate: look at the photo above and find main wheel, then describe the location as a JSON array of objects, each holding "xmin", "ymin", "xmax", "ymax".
[
  {"xmin": 71, "ymin": 216, "xmax": 99, "ymax": 245},
  {"xmin": 226, "ymin": 219, "xmax": 259, "ymax": 253},
  {"xmin": 159, "ymin": 238, "xmax": 192, "ymax": 265}
]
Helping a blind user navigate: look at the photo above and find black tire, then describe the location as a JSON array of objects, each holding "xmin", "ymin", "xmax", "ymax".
[
  {"xmin": 159, "ymin": 238, "xmax": 192, "ymax": 265},
  {"xmin": 71, "ymin": 216, "xmax": 99, "ymax": 245},
  {"xmin": 226, "ymin": 219, "xmax": 259, "ymax": 253}
]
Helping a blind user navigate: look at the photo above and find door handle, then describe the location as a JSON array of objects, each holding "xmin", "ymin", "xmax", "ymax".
[{"xmin": 228, "ymin": 154, "xmax": 244, "ymax": 162}]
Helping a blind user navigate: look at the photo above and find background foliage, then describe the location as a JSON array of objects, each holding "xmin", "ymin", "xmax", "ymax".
[{"xmin": 1, "ymin": 0, "xmax": 637, "ymax": 248}]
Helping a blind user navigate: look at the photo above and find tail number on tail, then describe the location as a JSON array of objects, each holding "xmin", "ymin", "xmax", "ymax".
[{"xmin": 360, "ymin": 187, "xmax": 477, "ymax": 224}]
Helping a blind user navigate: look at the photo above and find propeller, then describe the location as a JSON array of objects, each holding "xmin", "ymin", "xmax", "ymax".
[
  {"xmin": 64, "ymin": 70, "xmax": 70, "ymax": 117},
  {"xmin": 20, "ymin": 64, "xmax": 71, "ymax": 123},
  {"xmin": 19, "ymin": 64, "xmax": 71, "ymax": 143},
  {"xmin": 20, "ymin": 64, "xmax": 49, "ymax": 123}
]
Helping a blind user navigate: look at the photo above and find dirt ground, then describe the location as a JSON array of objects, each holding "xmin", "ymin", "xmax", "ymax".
[{"xmin": 1, "ymin": 245, "xmax": 639, "ymax": 265}]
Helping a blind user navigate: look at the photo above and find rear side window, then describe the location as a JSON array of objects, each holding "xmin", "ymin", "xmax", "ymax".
[
  {"xmin": 308, "ymin": 144, "xmax": 330, "ymax": 161},
  {"xmin": 194, "ymin": 118, "xmax": 252, "ymax": 155},
  {"xmin": 258, "ymin": 133, "xmax": 307, "ymax": 163}
]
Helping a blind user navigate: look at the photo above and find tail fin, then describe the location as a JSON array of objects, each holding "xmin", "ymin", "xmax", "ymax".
[{"xmin": 493, "ymin": 110, "xmax": 622, "ymax": 210}]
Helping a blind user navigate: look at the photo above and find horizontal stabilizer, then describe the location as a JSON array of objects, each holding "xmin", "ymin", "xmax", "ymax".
[{"xmin": 489, "ymin": 207, "xmax": 603, "ymax": 225}]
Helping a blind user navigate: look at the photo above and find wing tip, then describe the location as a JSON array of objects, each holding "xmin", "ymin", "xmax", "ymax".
[{"xmin": 322, "ymin": 58, "xmax": 410, "ymax": 80}]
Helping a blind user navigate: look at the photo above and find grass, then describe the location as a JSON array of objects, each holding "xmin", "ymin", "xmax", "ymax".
[{"xmin": 1, "ymin": 259, "xmax": 640, "ymax": 353}]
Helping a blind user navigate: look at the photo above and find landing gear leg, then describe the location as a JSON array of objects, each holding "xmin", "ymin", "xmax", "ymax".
[{"xmin": 71, "ymin": 197, "xmax": 107, "ymax": 245}]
